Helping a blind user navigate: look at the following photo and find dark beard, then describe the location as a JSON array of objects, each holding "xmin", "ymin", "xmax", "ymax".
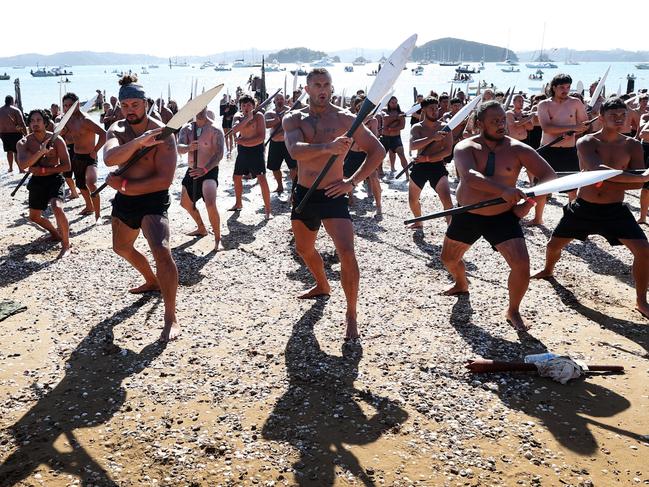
[
  {"xmin": 483, "ymin": 131, "xmax": 504, "ymax": 142},
  {"xmin": 127, "ymin": 114, "xmax": 145, "ymax": 125}
]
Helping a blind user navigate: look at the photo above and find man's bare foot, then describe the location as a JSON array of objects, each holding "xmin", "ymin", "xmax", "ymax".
[
  {"xmin": 228, "ymin": 205, "xmax": 242, "ymax": 212},
  {"xmin": 298, "ymin": 284, "xmax": 331, "ymax": 299},
  {"xmin": 265, "ymin": 213, "xmax": 273, "ymax": 220},
  {"xmin": 36, "ymin": 233, "xmax": 62, "ymax": 244},
  {"xmin": 80, "ymin": 208, "xmax": 93, "ymax": 216},
  {"xmin": 524, "ymin": 219, "xmax": 544, "ymax": 227},
  {"xmin": 128, "ymin": 282, "xmax": 160, "ymax": 294},
  {"xmin": 56, "ymin": 246, "xmax": 71, "ymax": 259},
  {"xmin": 273, "ymin": 187, "xmax": 284, "ymax": 194},
  {"xmin": 531, "ymin": 269, "xmax": 553, "ymax": 279},
  {"xmin": 345, "ymin": 314, "xmax": 359, "ymax": 340},
  {"xmin": 442, "ymin": 282, "xmax": 469, "ymax": 295},
  {"xmin": 408, "ymin": 222, "xmax": 423, "ymax": 230},
  {"xmin": 635, "ymin": 301, "xmax": 649, "ymax": 319},
  {"xmin": 638, "ymin": 218, "xmax": 647, "ymax": 226},
  {"xmin": 187, "ymin": 228, "xmax": 208, "ymax": 237},
  {"xmin": 215, "ymin": 239, "xmax": 225, "ymax": 251},
  {"xmin": 160, "ymin": 320, "xmax": 181, "ymax": 342},
  {"xmin": 506, "ymin": 310, "xmax": 530, "ymax": 331},
  {"xmin": 68, "ymin": 193, "xmax": 79, "ymax": 200}
]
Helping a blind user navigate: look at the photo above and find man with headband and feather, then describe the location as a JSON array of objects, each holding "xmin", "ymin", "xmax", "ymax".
[{"xmin": 102, "ymin": 75, "xmax": 180, "ymax": 341}]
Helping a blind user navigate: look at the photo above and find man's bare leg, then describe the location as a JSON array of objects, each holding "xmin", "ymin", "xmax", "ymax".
[
  {"xmin": 28, "ymin": 208, "xmax": 62, "ymax": 242},
  {"xmin": 441, "ymin": 237, "xmax": 471, "ymax": 295},
  {"xmin": 496, "ymin": 238, "xmax": 531, "ymax": 331},
  {"xmin": 50, "ymin": 198, "xmax": 71, "ymax": 259},
  {"xmin": 620, "ymin": 238, "xmax": 649, "ymax": 318},
  {"xmin": 202, "ymin": 180, "xmax": 222, "ymax": 249},
  {"xmin": 229, "ymin": 174, "xmax": 243, "ymax": 211},
  {"xmin": 111, "ymin": 218, "xmax": 160, "ymax": 293},
  {"xmin": 323, "ymin": 218, "xmax": 359, "ymax": 339},
  {"xmin": 257, "ymin": 173, "xmax": 272, "ymax": 218},
  {"xmin": 6, "ymin": 151, "xmax": 14, "ymax": 172},
  {"xmin": 142, "ymin": 215, "xmax": 179, "ymax": 341},
  {"xmin": 388, "ymin": 151, "xmax": 396, "ymax": 172},
  {"xmin": 434, "ymin": 176, "xmax": 454, "ymax": 225},
  {"xmin": 180, "ymin": 187, "xmax": 208, "ymax": 236},
  {"xmin": 396, "ymin": 147, "xmax": 409, "ymax": 180},
  {"xmin": 407, "ymin": 180, "xmax": 424, "ymax": 229},
  {"xmin": 531, "ymin": 236, "xmax": 572, "ymax": 279},
  {"xmin": 86, "ymin": 165, "xmax": 100, "ymax": 220},
  {"xmin": 65, "ymin": 177, "xmax": 79, "ymax": 199},
  {"xmin": 292, "ymin": 220, "xmax": 331, "ymax": 298},
  {"xmin": 528, "ymin": 195, "xmax": 546, "ymax": 225},
  {"xmin": 368, "ymin": 173, "xmax": 382, "ymax": 214},
  {"xmin": 272, "ymin": 169, "xmax": 284, "ymax": 194},
  {"xmin": 639, "ymin": 188, "xmax": 649, "ymax": 224}
]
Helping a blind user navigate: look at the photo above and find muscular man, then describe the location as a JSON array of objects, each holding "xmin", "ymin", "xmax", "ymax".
[
  {"xmin": 103, "ymin": 75, "xmax": 180, "ymax": 341},
  {"xmin": 0, "ymin": 95, "xmax": 27, "ymax": 172},
  {"xmin": 506, "ymin": 94, "xmax": 534, "ymax": 142},
  {"xmin": 380, "ymin": 96, "xmax": 408, "ymax": 176},
  {"xmin": 265, "ymin": 93, "xmax": 297, "ymax": 194},
  {"xmin": 177, "ymin": 107, "xmax": 225, "ymax": 249},
  {"xmin": 637, "ymin": 108, "xmax": 649, "ymax": 223},
  {"xmin": 533, "ymin": 74, "xmax": 589, "ymax": 224},
  {"xmin": 441, "ymin": 101, "xmax": 555, "ymax": 331},
  {"xmin": 407, "ymin": 97, "xmax": 454, "ymax": 227},
  {"xmin": 230, "ymin": 94, "xmax": 272, "ymax": 218},
  {"xmin": 61, "ymin": 92, "xmax": 106, "ymax": 219},
  {"xmin": 156, "ymin": 98, "xmax": 173, "ymax": 124},
  {"xmin": 16, "ymin": 109, "xmax": 71, "ymax": 259},
  {"xmin": 533, "ymin": 97, "xmax": 649, "ymax": 318},
  {"xmin": 284, "ymin": 68, "xmax": 385, "ymax": 340}
]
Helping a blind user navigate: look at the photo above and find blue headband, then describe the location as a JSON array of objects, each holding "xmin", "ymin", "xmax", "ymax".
[{"xmin": 118, "ymin": 83, "xmax": 146, "ymax": 101}]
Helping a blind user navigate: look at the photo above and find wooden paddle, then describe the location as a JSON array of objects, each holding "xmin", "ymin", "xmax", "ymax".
[
  {"xmin": 11, "ymin": 100, "xmax": 79, "ymax": 197},
  {"xmin": 224, "ymin": 87, "xmax": 281, "ymax": 139},
  {"xmin": 466, "ymin": 358, "xmax": 623, "ymax": 373},
  {"xmin": 403, "ymin": 169, "xmax": 622, "ymax": 224},
  {"xmin": 294, "ymin": 34, "xmax": 418, "ymax": 214},
  {"xmin": 264, "ymin": 89, "xmax": 307, "ymax": 146},
  {"xmin": 395, "ymin": 94, "xmax": 483, "ymax": 179},
  {"xmin": 536, "ymin": 117, "xmax": 598, "ymax": 152},
  {"xmin": 92, "ymin": 84, "xmax": 224, "ymax": 197}
]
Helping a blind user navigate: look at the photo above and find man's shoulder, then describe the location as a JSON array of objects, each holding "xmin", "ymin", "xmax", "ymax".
[{"xmin": 455, "ymin": 136, "xmax": 480, "ymax": 150}]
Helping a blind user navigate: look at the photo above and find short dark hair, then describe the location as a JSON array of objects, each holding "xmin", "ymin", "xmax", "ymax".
[
  {"xmin": 450, "ymin": 97, "xmax": 461, "ymax": 105},
  {"xmin": 600, "ymin": 97, "xmax": 626, "ymax": 113},
  {"xmin": 477, "ymin": 100, "xmax": 504, "ymax": 121},
  {"xmin": 420, "ymin": 96, "xmax": 439, "ymax": 108},
  {"xmin": 550, "ymin": 73, "xmax": 572, "ymax": 96},
  {"xmin": 306, "ymin": 68, "xmax": 330, "ymax": 84},
  {"xmin": 494, "ymin": 91, "xmax": 505, "ymax": 98},
  {"xmin": 5, "ymin": 95, "xmax": 14, "ymax": 105},
  {"xmin": 239, "ymin": 94, "xmax": 256, "ymax": 106},
  {"xmin": 27, "ymin": 109, "xmax": 50, "ymax": 124},
  {"xmin": 62, "ymin": 92, "xmax": 79, "ymax": 103},
  {"xmin": 439, "ymin": 94, "xmax": 449, "ymax": 102}
]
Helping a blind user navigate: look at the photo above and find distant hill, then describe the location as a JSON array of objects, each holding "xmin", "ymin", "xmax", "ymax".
[
  {"xmin": 516, "ymin": 48, "xmax": 649, "ymax": 62},
  {"xmin": 265, "ymin": 48, "xmax": 328, "ymax": 63},
  {"xmin": 0, "ymin": 51, "xmax": 167, "ymax": 67},
  {"xmin": 413, "ymin": 38, "xmax": 517, "ymax": 62}
]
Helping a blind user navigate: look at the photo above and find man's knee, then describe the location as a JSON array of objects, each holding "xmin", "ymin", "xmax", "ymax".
[
  {"xmin": 113, "ymin": 240, "xmax": 134, "ymax": 256},
  {"xmin": 150, "ymin": 244, "xmax": 174, "ymax": 265}
]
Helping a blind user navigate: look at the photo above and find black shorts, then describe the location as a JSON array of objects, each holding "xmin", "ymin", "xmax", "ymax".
[
  {"xmin": 71, "ymin": 153, "xmax": 97, "ymax": 190},
  {"xmin": 222, "ymin": 119, "xmax": 233, "ymax": 129},
  {"xmin": 267, "ymin": 139, "xmax": 296, "ymax": 171},
  {"xmin": 527, "ymin": 126, "xmax": 542, "ymax": 150},
  {"xmin": 111, "ymin": 190, "xmax": 170, "ymax": 230},
  {"xmin": 552, "ymin": 198, "xmax": 646, "ymax": 246},
  {"xmin": 343, "ymin": 150, "xmax": 366, "ymax": 178},
  {"xmin": 63, "ymin": 144, "xmax": 75, "ymax": 178},
  {"xmin": 380, "ymin": 134, "xmax": 403, "ymax": 152},
  {"xmin": 181, "ymin": 166, "xmax": 219, "ymax": 203},
  {"xmin": 234, "ymin": 143, "xmax": 266, "ymax": 176},
  {"xmin": 537, "ymin": 146, "xmax": 579, "ymax": 172},
  {"xmin": 0, "ymin": 132, "xmax": 22, "ymax": 153},
  {"xmin": 410, "ymin": 162, "xmax": 448, "ymax": 190},
  {"xmin": 291, "ymin": 184, "xmax": 350, "ymax": 232},
  {"xmin": 27, "ymin": 174, "xmax": 64, "ymax": 210},
  {"xmin": 642, "ymin": 142, "xmax": 649, "ymax": 189},
  {"xmin": 446, "ymin": 210, "xmax": 524, "ymax": 249}
]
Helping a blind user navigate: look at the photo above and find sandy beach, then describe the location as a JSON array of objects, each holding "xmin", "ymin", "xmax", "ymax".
[{"xmin": 0, "ymin": 144, "xmax": 647, "ymax": 486}]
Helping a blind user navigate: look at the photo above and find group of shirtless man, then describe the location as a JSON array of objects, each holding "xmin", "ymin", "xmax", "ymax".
[{"xmin": 2, "ymin": 68, "xmax": 649, "ymax": 341}]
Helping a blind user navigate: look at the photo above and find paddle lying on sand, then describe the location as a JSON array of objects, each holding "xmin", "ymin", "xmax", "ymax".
[
  {"xmin": 264, "ymin": 89, "xmax": 307, "ymax": 146},
  {"xmin": 11, "ymin": 100, "xmax": 79, "ymax": 197},
  {"xmin": 294, "ymin": 33, "xmax": 417, "ymax": 214},
  {"xmin": 92, "ymin": 83, "xmax": 224, "ymax": 197},
  {"xmin": 536, "ymin": 117, "xmax": 598, "ymax": 152},
  {"xmin": 466, "ymin": 358, "xmax": 623, "ymax": 375},
  {"xmin": 395, "ymin": 94, "xmax": 483, "ymax": 180},
  {"xmin": 224, "ymin": 87, "xmax": 281, "ymax": 140},
  {"xmin": 403, "ymin": 169, "xmax": 622, "ymax": 224}
]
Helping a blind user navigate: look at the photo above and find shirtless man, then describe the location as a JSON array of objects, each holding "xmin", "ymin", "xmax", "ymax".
[
  {"xmin": 533, "ymin": 97, "xmax": 649, "ymax": 318},
  {"xmin": 230, "ymin": 94, "xmax": 272, "ymax": 218},
  {"xmin": 16, "ymin": 109, "xmax": 71, "ymax": 259},
  {"xmin": 61, "ymin": 92, "xmax": 107, "ymax": 219},
  {"xmin": 103, "ymin": 75, "xmax": 180, "ymax": 341},
  {"xmin": 0, "ymin": 95, "xmax": 27, "ymax": 172},
  {"xmin": 407, "ymin": 97, "xmax": 454, "ymax": 227},
  {"xmin": 177, "ymin": 107, "xmax": 225, "ymax": 249},
  {"xmin": 506, "ymin": 94, "xmax": 534, "ymax": 142},
  {"xmin": 637, "ymin": 104, "xmax": 649, "ymax": 223},
  {"xmin": 265, "ymin": 93, "xmax": 297, "ymax": 194},
  {"xmin": 380, "ymin": 96, "xmax": 408, "ymax": 176},
  {"xmin": 284, "ymin": 68, "xmax": 385, "ymax": 340},
  {"xmin": 533, "ymin": 74, "xmax": 589, "ymax": 225},
  {"xmin": 221, "ymin": 99, "xmax": 237, "ymax": 157},
  {"xmin": 441, "ymin": 101, "xmax": 555, "ymax": 331},
  {"xmin": 156, "ymin": 98, "xmax": 173, "ymax": 124}
]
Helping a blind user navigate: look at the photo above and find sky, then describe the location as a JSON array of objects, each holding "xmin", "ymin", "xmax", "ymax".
[{"xmin": 1, "ymin": 0, "xmax": 646, "ymax": 57}]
